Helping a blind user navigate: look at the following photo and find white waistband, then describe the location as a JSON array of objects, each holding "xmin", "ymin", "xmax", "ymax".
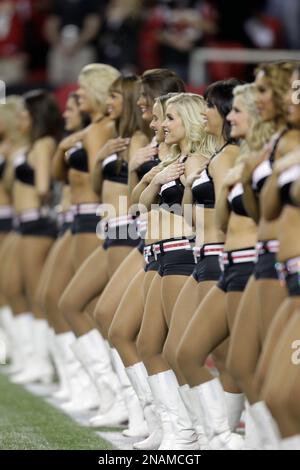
[
  {"xmin": 18, "ymin": 207, "xmax": 49, "ymax": 223},
  {"xmin": 286, "ymin": 256, "xmax": 300, "ymax": 274},
  {"xmin": 153, "ymin": 239, "xmax": 193, "ymax": 257},
  {"xmin": 256, "ymin": 240, "xmax": 279, "ymax": 254},
  {"xmin": 71, "ymin": 203, "xmax": 100, "ymax": 215},
  {"xmin": 0, "ymin": 206, "xmax": 13, "ymax": 219},
  {"xmin": 107, "ymin": 214, "xmax": 135, "ymax": 228},
  {"xmin": 223, "ymin": 248, "xmax": 256, "ymax": 264}
]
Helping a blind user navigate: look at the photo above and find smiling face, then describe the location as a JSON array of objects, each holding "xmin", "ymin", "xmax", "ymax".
[
  {"xmin": 255, "ymin": 71, "xmax": 276, "ymax": 122},
  {"xmin": 106, "ymin": 89, "xmax": 123, "ymax": 120},
  {"xmin": 150, "ymin": 101, "xmax": 165, "ymax": 143},
  {"xmin": 137, "ymin": 85, "xmax": 154, "ymax": 122},
  {"xmin": 227, "ymin": 95, "xmax": 249, "ymax": 139},
  {"xmin": 63, "ymin": 96, "xmax": 82, "ymax": 132},
  {"xmin": 76, "ymin": 85, "xmax": 95, "ymax": 114},
  {"xmin": 162, "ymin": 103, "xmax": 186, "ymax": 148},
  {"xmin": 204, "ymin": 101, "xmax": 224, "ymax": 138},
  {"xmin": 286, "ymin": 69, "xmax": 300, "ymax": 127}
]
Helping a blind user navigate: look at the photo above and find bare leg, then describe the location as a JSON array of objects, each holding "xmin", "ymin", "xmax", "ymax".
[
  {"xmin": 257, "ymin": 279, "xmax": 287, "ymax": 343},
  {"xmin": 163, "ymin": 276, "xmax": 215, "ymax": 384},
  {"xmin": 261, "ymin": 311, "xmax": 300, "ymax": 437},
  {"xmin": 42, "ymin": 231, "xmax": 75, "ymax": 333},
  {"xmin": 227, "ymin": 276, "xmax": 261, "ymax": 402},
  {"xmin": 109, "ymin": 268, "xmax": 145, "ymax": 366},
  {"xmin": 177, "ymin": 286, "xmax": 230, "ymax": 386},
  {"xmin": 254, "ymin": 297, "xmax": 300, "ymax": 399},
  {"xmin": 94, "ymin": 248, "xmax": 144, "ymax": 338},
  {"xmin": 137, "ymin": 273, "xmax": 169, "ymax": 375},
  {"xmin": 59, "ymin": 246, "xmax": 109, "ymax": 336}
]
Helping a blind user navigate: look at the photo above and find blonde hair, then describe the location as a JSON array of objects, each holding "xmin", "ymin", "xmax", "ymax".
[
  {"xmin": 79, "ymin": 63, "xmax": 120, "ymax": 113},
  {"xmin": 233, "ymin": 83, "xmax": 275, "ymax": 158},
  {"xmin": 161, "ymin": 93, "xmax": 217, "ymax": 167},
  {"xmin": 0, "ymin": 95, "xmax": 24, "ymax": 143}
]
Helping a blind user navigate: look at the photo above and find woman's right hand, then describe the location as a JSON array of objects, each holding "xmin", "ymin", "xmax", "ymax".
[
  {"xmin": 58, "ymin": 130, "xmax": 86, "ymax": 152},
  {"xmin": 153, "ymin": 162, "xmax": 185, "ymax": 186},
  {"xmin": 96, "ymin": 137, "xmax": 130, "ymax": 163},
  {"xmin": 129, "ymin": 145, "xmax": 158, "ymax": 172}
]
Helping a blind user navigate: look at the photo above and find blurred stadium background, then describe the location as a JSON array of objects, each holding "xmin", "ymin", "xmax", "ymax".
[{"xmin": 1, "ymin": 0, "xmax": 300, "ymax": 108}]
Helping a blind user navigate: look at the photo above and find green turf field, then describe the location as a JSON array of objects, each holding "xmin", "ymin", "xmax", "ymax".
[{"xmin": 0, "ymin": 373, "xmax": 114, "ymax": 450}]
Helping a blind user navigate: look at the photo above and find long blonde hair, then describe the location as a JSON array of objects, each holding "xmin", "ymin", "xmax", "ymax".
[
  {"xmin": 79, "ymin": 63, "xmax": 120, "ymax": 114},
  {"xmin": 0, "ymin": 96, "xmax": 25, "ymax": 144},
  {"xmin": 233, "ymin": 83, "xmax": 275, "ymax": 159},
  {"xmin": 161, "ymin": 93, "xmax": 217, "ymax": 167}
]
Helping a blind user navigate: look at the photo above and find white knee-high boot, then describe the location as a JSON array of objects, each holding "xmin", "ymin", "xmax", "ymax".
[
  {"xmin": 110, "ymin": 349, "xmax": 147, "ymax": 437},
  {"xmin": 126, "ymin": 362, "xmax": 162, "ymax": 450},
  {"xmin": 191, "ymin": 378, "xmax": 244, "ymax": 450},
  {"xmin": 249, "ymin": 401, "xmax": 281, "ymax": 450},
  {"xmin": 11, "ymin": 316, "xmax": 54, "ymax": 384},
  {"xmin": 148, "ymin": 370, "xmax": 199, "ymax": 450},
  {"xmin": 0, "ymin": 307, "xmax": 23, "ymax": 374},
  {"xmin": 243, "ymin": 400, "xmax": 264, "ymax": 450},
  {"xmin": 56, "ymin": 331, "xmax": 100, "ymax": 413},
  {"xmin": 179, "ymin": 384, "xmax": 211, "ymax": 450},
  {"xmin": 224, "ymin": 392, "xmax": 245, "ymax": 431},
  {"xmin": 281, "ymin": 435, "xmax": 300, "ymax": 450},
  {"xmin": 48, "ymin": 329, "xmax": 70, "ymax": 401}
]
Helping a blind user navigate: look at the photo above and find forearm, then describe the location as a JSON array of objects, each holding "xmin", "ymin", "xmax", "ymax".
[
  {"xmin": 261, "ymin": 173, "xmax": 283, "ymax": 221},
  {"xmin": 128, "ymin": 171, "xmax": 140, "ymax": 203},
  {"xmin": 215, "ymin": 187, "xmax": 231, "ymax": 234},
  {"xmin": 139, "ymin": 181, "xmax": 160, "ymax": 212},
  {"xmin": 52, "ymin": 148, "xmax": 68, "ymax": 181}
]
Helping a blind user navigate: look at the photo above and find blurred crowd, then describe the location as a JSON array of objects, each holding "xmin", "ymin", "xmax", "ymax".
[{"xmin": 1, "ymin": 0, "xmax": 300, "ymax": 90}]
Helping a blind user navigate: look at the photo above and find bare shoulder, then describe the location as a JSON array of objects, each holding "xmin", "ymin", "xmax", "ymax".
[
  {"xmin": 278, "ymin": 129, "xmax": 300, "ymax": 156},
  {"xmin": 211, "ymin": 144, "xmax": 239, "ymax": 170},
  {"xmin": 33, "ymin": 137, "xmax": 57, "ymax": 156},
  {"xmin": 130, "ymin": 131, "xmax": 149, "ymax": 148}
]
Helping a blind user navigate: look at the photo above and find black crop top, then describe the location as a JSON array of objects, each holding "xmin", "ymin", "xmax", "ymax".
[
  {"xmin": 102, "ymin": 154, "xmax": 128, "ymax": 185},
  {"xmin": 14, "ymin": 151, "xmax": 35, "ymax": 186},
  {"xmin": 252, "ymin": 129, "xmax": 289, "ymax": 195},
  {"xmin": 159, "ymin": 156, "xmax": 187, "ymax": 213},
  {"xmin": 278, "ymin": 164, "xmax": 300, "ymax": 207},
  {"xmin": 137, "ymin": 155, "xmax": 161, "ymax": 181},
  {"xmin": 65, "ymin": 142, "xmax": 88, "ymax": 173},
  {"xmin": 227, "ymin": 183, "xmax": 248, "ymax": 217},
  {"xmin": 191, "ymin": 143, "xmax": 229, "ymax": 209},
  {"xmin": 0, "ymin": 155, "xmax": 6, "ymax": 179}
]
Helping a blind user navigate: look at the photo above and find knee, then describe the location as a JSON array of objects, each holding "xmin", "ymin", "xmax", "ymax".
[
  {"xmin": 162, "ymin": 340, "xmax": 179, "ymax": 372},
  {"xmin": 108, "ymin": 322, "xmax": 123, "ymax": 348},
  {"xmin": 177, "ymin": 339, "xmax": 197, "ymax": 373},
  {"xmin": 136, "ymin": 331, "xmax": 156, "ymax": 363},
  {"xmin": 285, "ymin": 383, "xmax": 300, "ymax": 420},
  {"xmin": 58, "ymin": 292, "xmax": 75, "ymax": 323},
  {"xmin": 226, "ymin": 354, "xmax": 245, "ymax": 385},
  {"xmin": 44, "ymin": 285, "xmax": 60, "ymax": 313}
]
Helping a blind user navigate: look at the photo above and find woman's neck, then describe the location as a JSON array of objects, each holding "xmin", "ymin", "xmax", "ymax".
[{"xmin": 90, "ymin": 111, "xmax": 105, "ymax": 123}]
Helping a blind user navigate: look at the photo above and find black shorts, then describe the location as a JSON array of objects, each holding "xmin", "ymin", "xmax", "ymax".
[
  {"xmin": 58, "ymin": 222, "xmax": 72, "ymax": 238},
  {"xmin": 285, "ymin": 273, "xmax": 300, "ymax": 297},
  {"xmin": 71, "ymin": 213, "xmax": 100, "ymax": 235},
  {"xmin": 138, "ymin": 239, "xmax": 145, "ymax": 255},
  {"xmin": 192, "ymin": 255, "xmax": 221, "ymax": 283},
  {"xmin": 158, "ymin": 248, "xmax": 195, "ymax": 277},
  {"xmin": 18, "ymin": 217, "xmax": 58, "ymax": 238},
  {"xmin": 218, "ymin": 262, "xmax": 254, "ymax": 292},
  {"xmin": 102, "ymin": 222, "xmax": 140, "ymax": 250},
  {"xmin": 254, "ymin": 252, "xmax": 278, "ymax": 280},
  {"xmin": 0, "ymin": 218, "xmax": 13, "ymax": 232}
]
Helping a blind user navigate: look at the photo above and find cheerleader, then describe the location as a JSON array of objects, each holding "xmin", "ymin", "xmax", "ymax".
[
  {"xmin": 226, "ymin": 62, "xmax": 295, "ymax": 449},
  {"xmin": 8, "ymin": 90, "xmax": 62, "ymax": 385},
  {"xmin": 137, "ymin": 92, "xmax": 216, "ymax": 450},
  {"xmin": 249, "ymin": 63, "xmax": 300, "ymax": 449},
  {"xmin": 177, "ymin": 84, "xmax": 269, "ymax": 450}
]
